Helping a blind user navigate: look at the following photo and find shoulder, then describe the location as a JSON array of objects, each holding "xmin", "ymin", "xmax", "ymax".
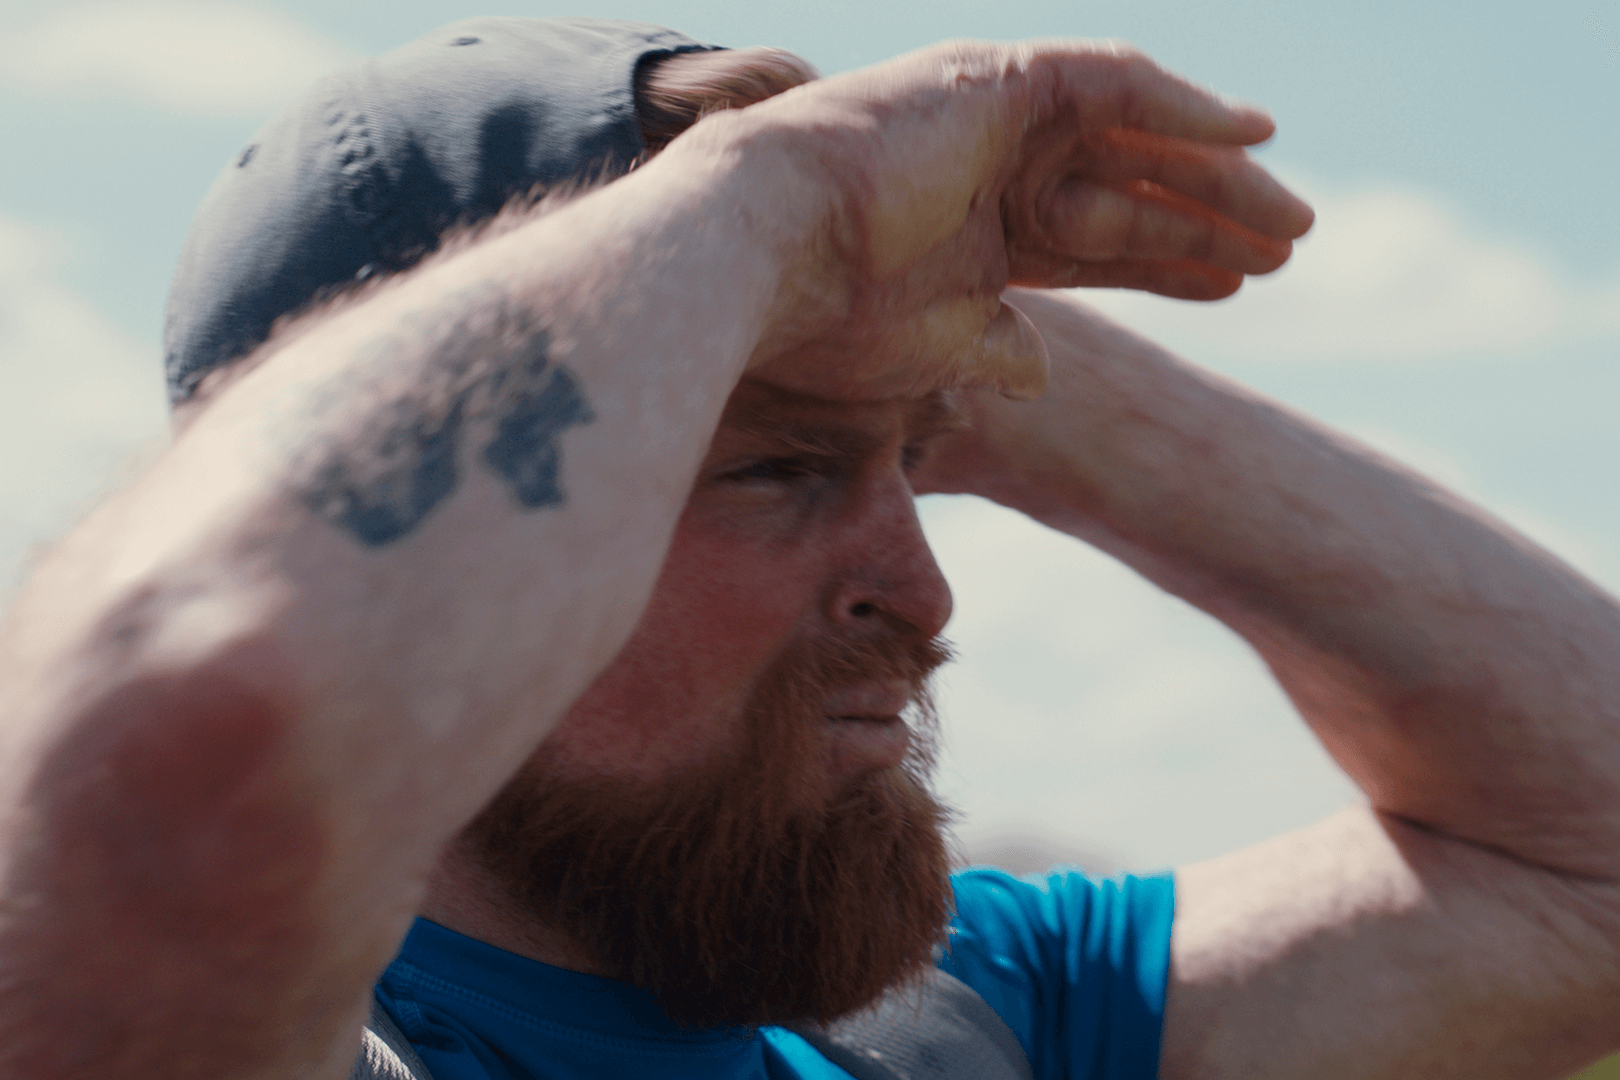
[
  {"xmin": 941, "ymin": 867, "xmax": 1176, "ymax": 1080},
  {"xmin": 948, "ymin": 866, "xmax": 1176, "ymax": 953}
]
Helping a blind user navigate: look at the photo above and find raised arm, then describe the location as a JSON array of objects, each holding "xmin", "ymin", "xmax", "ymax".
[
  {"xmin": 918, "ymin": 287, "xmax": 1620, "ymax": 1079},
  {"xmin": 0, "ymin": 138, "xmax": 792, "ymax": 1080},
  {"xmin": 0, "ymin": 41, "xmax": 1301, "ymax": 1079}
]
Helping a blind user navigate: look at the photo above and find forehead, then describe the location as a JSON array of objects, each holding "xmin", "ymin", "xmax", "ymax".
[{"xmin": 715, "ymin": 380, "xmax": 965, "ymax": 452}]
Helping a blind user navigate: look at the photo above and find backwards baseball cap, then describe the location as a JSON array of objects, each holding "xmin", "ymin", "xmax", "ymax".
[{"xmin": 162, "ymin": 16, "xmax": 719, "ymax": 405}]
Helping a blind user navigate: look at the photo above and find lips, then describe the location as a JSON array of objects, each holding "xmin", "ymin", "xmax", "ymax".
[
  {"xmin": 820, "ymin": 680, "xmax": 915, "ymax": 776},
  {"xmin": 822, "ymin": 679, "xmax": 913, "ymax": 722}
]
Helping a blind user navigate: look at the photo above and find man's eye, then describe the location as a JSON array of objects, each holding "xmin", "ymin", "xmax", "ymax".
[{"xmin": 727, "ymin": 458, "xmax": 813, "ymax": 482}]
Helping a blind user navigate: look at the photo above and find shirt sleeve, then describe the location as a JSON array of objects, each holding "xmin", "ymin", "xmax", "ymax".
[{"xmin": 936, "ymin": 868, "xmax": 1176, "ymax": 1080}]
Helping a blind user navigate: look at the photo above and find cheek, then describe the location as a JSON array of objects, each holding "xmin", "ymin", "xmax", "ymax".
[{"xmin": 539, "ymin": 513, "xmax": 825, "ymax": 783}]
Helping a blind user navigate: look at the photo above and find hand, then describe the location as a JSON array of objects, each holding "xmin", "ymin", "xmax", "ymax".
[
  {"xmin": 682, "ymin": 39, "xmax": 1312, "ymax": 401},
  {"xmin": 907, "ymin": 287, "xmax": 1162, "ymax": 511}
]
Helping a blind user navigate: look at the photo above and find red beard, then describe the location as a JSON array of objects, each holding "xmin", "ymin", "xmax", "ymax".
[{"xmin": 458, "ymin": 633, "xmax": 957, "ymax": 1028}]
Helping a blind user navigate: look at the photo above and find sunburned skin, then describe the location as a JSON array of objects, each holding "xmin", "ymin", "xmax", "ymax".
[{"xmin": 520, "ymin": 380, "xmax": 963, "ymax": 793}]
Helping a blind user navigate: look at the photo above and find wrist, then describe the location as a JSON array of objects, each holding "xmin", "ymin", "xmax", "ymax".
[{"xmin": 644, "ymin": 105, "xmax": 852, "ymax": 366}]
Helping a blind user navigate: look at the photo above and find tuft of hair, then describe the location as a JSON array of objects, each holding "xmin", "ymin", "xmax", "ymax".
[{"xmin": 636, "ymin": 46, "xmax": 818, "ymax": 153}]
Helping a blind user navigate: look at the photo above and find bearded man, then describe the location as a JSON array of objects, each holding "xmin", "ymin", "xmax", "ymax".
[{"xmin": 4, "ymin": 15, "xmax": 1620, "ymax": 1080}]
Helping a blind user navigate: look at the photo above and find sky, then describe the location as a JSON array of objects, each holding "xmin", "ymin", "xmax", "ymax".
[{"xmin": 0, "ymin": 0, "xmax": 1615, "ymax": 872}]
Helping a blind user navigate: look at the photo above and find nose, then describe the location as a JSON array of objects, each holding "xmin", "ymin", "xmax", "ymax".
[{"xmin": 825, "ymin": 476, "xmax": 953, "ymax": 641}]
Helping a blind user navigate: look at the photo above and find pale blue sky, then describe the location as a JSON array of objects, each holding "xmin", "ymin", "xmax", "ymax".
[{"xmin": 0, "ymin": 0, "xmax": 1615, "ymax": 868}]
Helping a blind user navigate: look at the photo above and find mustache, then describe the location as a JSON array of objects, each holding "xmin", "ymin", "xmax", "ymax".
[
  {"xmin": 793, "ymin": 633, "xmax": 955, "ymax": 706},
  {"xmin": 749, "ymin": 631, "xmax": 954, "ymax": 787}
]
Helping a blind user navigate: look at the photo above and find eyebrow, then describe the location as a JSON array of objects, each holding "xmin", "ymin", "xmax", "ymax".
[
  {"xmin": 726, "ymin": 390, "xmax": 969, "ymax": 460},
  {"xmin": 747, "ymin": 421, "xmax": 881, "ymax": 460},
  {"xmin": 909, "ymin": 390, "xmax": 970, "ymax": 441}
]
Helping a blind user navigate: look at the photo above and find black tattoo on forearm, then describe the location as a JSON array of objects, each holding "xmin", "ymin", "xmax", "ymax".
[
  {"xmin": 300, "ymin": 304, "xmax": 594, "ymax": 547},
  {"xmin": 481, "ymin": 351, "xmax": 593, "ymax": 509},
  {"xmin": 301, "ymin": 389, "xmax": 472, "ymax": 547}
]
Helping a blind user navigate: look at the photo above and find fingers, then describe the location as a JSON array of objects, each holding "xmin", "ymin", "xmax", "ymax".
[
  {"xmin": 998, "ymin": 86, "xmax": 1312, "ymax": 293},
  {"xmin": 1031, "ymin": 259, "xmax": 1245, "ymax": 300},
  {"xmin": 1033, "ymin": 177, "xmax": 1294, "ymax": 275},
  {"xmin": 1017, "ymin": 41, "xmax": 1276, "ymax": 147},
  {"xmin": 1080, "ymin": 129, "xmax": 1315, "ymax": 241}
]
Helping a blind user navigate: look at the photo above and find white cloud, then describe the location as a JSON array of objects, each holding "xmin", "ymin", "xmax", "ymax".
[
  {"xmin": 0, "ymin": 0, "xmax": 353, "ymax": 116},
  {"xmin": 919, "ymin": 496, "xmax": 1361, "ymax": 870},
  {"xmin": 0, "ymin": 215, "xmax": 169, "ymax": 595},
  {"xmin": 920, "ymin": 414, "xmax": 1618, "ymax": 869},
  {"xmin": 1082, "ymin": 175, "xmax": 1620, "ymax": 364}
]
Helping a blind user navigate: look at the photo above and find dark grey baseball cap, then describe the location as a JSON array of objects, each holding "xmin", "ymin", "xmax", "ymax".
[{"xmin": 162, "ymin": 16, "xmax": 718, "ymax": 404}]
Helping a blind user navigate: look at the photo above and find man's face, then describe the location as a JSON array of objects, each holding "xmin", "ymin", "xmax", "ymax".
[
  {"xmin": 542, "ymin": 380, "xmax": 959, "ymax": 793},
  {"xmin": 459, "ymin": 381, "xmax": 964, "ymax": 1026}
]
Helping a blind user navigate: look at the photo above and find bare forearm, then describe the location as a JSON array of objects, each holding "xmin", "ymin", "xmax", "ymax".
[
  {"xmin": 946, "ymin": 288, "xmax": 1620, "ymax": 876},
  {"xmin": 945, "ymin": 289, "xmax": 1620, "ymax": 1075},
  {"xmin": 12, "ymin": 145, "xmax": 804, "ymax": 843},
  {"xmin": 0, "ymin": 137, "xmax": 796, "ymax": 1075},
  {"xmin": 1166, "ymin": 808, "xmax": 1620, "ymax": 1080}
]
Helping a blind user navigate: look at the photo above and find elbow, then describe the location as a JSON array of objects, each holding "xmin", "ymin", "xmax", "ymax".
[
  {"xmin": 14, "ymin": 632, "xmax": 330, "ymax": 956},
  {"xmin": 0, "ymin": 641, "xmax": 356, "ymax": 1080}
]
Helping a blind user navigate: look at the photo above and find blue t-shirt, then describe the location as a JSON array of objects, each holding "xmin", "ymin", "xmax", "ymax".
[{"xmin": 375, "ymin": 868, "xmax": 1175, "ymax": 1080}]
